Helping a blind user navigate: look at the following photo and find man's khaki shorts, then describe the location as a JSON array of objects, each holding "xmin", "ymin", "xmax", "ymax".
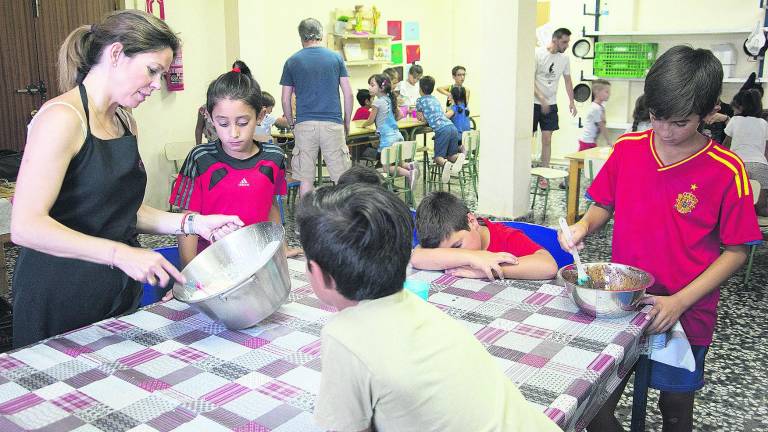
[{"xmin": 291, "ymin": 121, "xmax": 351, "ymax": 183}]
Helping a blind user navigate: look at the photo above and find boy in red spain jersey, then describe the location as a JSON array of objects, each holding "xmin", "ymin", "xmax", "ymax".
[{"xmin": 560, "ymin": 46, "xmax": 762, "ymax": 431}]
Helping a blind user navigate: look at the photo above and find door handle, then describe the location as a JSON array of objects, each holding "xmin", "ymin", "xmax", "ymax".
[{"xmin": 16, "ymin": 81, "xmax": 47, "ymax": 98}]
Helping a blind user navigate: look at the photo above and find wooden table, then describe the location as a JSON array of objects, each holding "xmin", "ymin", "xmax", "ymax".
[
  {"xmin": 564, "ymin": 147, "xmax": 612, "ymax": 224},
  {"xmin": 272, "ymin": 119, "xmax": 428, "ymax": 186}
]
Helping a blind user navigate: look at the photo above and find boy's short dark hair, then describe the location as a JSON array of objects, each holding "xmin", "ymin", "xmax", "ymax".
[
  {"xmin": 409, "ymin": 64, "xmax": 423, "ymax": 77},
  {"xmin": 415, "ymin": 192, "xmax": 470, "ymax": 248},
  {"xmin": 297, "ymin": 183, "xmax": 412, "ymax": 301},
  {"xmin": 261, "ymin": 91, "xmax": 275, "ymax": 107},
  {"xmin": 356, "ymin": 89, "xmax": 371, "ymax": 107},
  {"xmin": 419, "ymin": 75, "xmax": 436, "ymax": 95},
  {"xmin": 552, "ymin": 28, "xmax": 571, "ymax": 39},
  {"xmin": 451, "ymin": 65, "xmax": 465, "ymax": 76},
  {"xmin": 644, "ymin": 45, "xmax": 722, "ymax": 120},
  {"xmin": 337, "ymin": 165, "xmax": 384, "ymax": 186}
]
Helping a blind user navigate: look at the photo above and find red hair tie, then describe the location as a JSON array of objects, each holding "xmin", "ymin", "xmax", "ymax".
[{"xmin": 232, "ymin": 67, "xmax": 241, "ymax": 73}]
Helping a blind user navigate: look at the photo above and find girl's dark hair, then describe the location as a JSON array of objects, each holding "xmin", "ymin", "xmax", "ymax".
[
  {"xmin": 369, "ymin": 74, "xmax": 398, "ymax": 117},
  {"xmin": 356, "ymin": 89, "xmax": 371, "ymax": 107},
  {"xmin": 58, "ymin": 10, "xmax": 180, "ymax": 92},
  {"xmin": 644, "ymin": 45, "xmax": 722, "ymax": 120},
  {"xmin": 732, "ymin": 88, "xmax": 763, "ymax": 118},
  {"xmin": 450, "ymin": 86, "xmax": 469, "ymax": 115},
  {"xmin": 231, "ymin": 59, "xmax": 252, "ymax": 79},
  {"xmin": 261, "ymin": 91, "xmax": 275, "ymax": 107},
  {"xmin": 206, "ymin": 70, "xmax": 262, "ymax": 116},
  {"xmin": 632, "ymin": 94, "xmax": 650, "ymax": 132}
]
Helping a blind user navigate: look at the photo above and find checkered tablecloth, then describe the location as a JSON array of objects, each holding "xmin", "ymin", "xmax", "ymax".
[{"xmin": 0, "ymin": 259, "xmax": 649, "ymax": 431}]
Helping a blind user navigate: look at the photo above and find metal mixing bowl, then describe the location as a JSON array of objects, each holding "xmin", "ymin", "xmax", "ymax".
[
  {"xmin": 557, "ymin": 262, "xmax": 655, "ymax": 318},
  {"xmin": 172, "ymin": 222, "xmax": 290, "ymax": 329}
]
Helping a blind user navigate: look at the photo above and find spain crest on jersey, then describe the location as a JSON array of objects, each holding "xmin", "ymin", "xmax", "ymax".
[{"xmin": 674, "ymin": 184, "xmax": 699, "ymax": 214}]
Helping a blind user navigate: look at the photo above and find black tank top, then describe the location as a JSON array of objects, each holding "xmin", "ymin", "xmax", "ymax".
[{"xmin": 48, "ymin": 84, "xmax": 147, "ymax": 243}]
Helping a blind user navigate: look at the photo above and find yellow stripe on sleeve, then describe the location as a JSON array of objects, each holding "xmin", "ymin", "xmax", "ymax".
[{"xmin": 706, "ymin": 152, "xmax": 743, "ymax": 198}]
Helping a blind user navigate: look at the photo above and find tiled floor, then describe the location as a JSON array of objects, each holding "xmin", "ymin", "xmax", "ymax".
[{"xmin": 1, "ymin": 172, "xmax": 766, "ymax": 431}]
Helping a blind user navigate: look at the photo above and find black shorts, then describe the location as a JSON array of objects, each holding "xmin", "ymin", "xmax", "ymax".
[{"xmin": 533, "ymin": 103, "xmax": 559, "ymax": 132}]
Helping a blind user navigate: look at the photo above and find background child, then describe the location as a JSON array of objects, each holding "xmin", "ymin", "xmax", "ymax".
[
  {"xmin": 253, "ymin": 91, "xmax": 288, "ymax": 140},
  {"xmin": 445, "ymin": 86, "xmax": 471, "ymax": 148},
  {"xmin": 561, "ymin": 46, "xmax": 762, "ymax": 432},
  {"xmin": 352, "ymin": 89, "xmax": 372, "ymax": 121},
  {"xmin": 397, "ymin": 63, "xmax": 423, "ymax": 107},
  {"xmin": 361, "ymin": 74, "xmax": 418, "ymax": 189},
  {"xmin": 724, "ymin": 88, "xmax": 768, "ymax": 216},
  {"xmin": 170, "ymin": 68, "xmax": 297, "ymax": 267},
  {"xmin": 416, "ymin": 76, "xmax": 465, "ymax": 184},
  {"xmin": 629, "ymin": 93, "xmax": 652, "ymax": 132},
  {"xmin": 411, "ymin": 192, "xmax": 558, "ymax": 280},
  {"xmin": 337, "ymin": 165, "xmax": 385, "ymax": 186},
  {"xmin": 438, "ymin": 65, "xmax": 470, "ymax": 107},
  {"xmin": 297, "ymin": 183, "xmax": 560, "ymax": 432},
  {"xmin": 579, "ymin": 79, "xmax": 611, "ymax": 150}
]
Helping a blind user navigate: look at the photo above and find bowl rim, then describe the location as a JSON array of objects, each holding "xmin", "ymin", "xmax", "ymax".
[
  {"xmin": 557, "ymin": 262, "xmax": 655, "ymax": 293},
  {"xmin": 174, "ymin": 222, "xmax": 285, "ymax": 303}
]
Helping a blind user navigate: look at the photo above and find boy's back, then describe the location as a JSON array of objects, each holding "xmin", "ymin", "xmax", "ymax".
[
  {"xmin": 416, "ymin": 94, "xmax": 453, "ymax": 131},
  {"xmin": 315, "ymin": 289, "xmax": 559, "ymax": 432}
]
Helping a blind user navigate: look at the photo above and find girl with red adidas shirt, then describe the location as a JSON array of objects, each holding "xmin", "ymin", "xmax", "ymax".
[{"xmin": 170, "ymin": 69, "xmax": 300, "ymax": 268}]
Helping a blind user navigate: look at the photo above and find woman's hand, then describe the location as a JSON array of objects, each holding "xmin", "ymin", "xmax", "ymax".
[
  {"xmin": 194, "ymin": 215, "xmax": 244, "ymax": 242},
  {"xmin": 112, "ymin": 244, "xmax": 185, "ymax": 287}
]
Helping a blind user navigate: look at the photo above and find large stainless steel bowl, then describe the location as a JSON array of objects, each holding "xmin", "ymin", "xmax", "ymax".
[
  {"xmin": 558, "ymin": 262, "xmax": 655, "ymax": 318},
  {"xmin": 172, "ymin": 222, "xmax": 290, "ymax": 329}
]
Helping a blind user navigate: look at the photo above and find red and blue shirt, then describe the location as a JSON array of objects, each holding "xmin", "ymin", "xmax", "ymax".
[
  {"xmin": 587, "ymin": 130, "xmax": 762, "ymax": 345},
  {"xmin": 169, "ymin": 141, "xmax": 287, "ymax": 251}
]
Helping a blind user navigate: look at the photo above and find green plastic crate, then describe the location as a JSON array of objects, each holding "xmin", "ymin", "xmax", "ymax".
[
  {"xmin": 594, "ymin": 42, "xmax": 658, "ymax": 61},
  {"xmin": 593, "ymin": 65, "xmax": 650, "ymax": 78}
]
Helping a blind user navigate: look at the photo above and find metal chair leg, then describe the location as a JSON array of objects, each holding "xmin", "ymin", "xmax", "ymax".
[{"xmin": 744, "ymin": 244, "xmax": 757, "ymax": 287}]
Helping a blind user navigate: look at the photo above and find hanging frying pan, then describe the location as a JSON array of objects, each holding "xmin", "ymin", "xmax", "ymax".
[
  {"xmin": 574, "ymin": 83, "xmax": 592, "ymax": 103},
  {"xmin": 572, "ymin": 39, "xmax": 592, "ymax": 59}
]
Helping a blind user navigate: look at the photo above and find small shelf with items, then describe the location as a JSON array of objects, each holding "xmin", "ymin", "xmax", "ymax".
[{"xmin": 329, "ymin": 6, "xmax": 391, "ymax": 67}]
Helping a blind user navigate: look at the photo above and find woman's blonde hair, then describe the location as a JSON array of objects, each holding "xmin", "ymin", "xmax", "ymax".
[{"xmin": 57, "ymin": 10, "xmax": 180, "ymax": 92}]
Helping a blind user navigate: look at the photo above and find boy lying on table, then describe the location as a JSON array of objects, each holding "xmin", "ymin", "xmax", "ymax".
[
  {"xmin": 296, "ymin": 183, "xmax": 560, "ymax": 432},
  {"xmin": 411, "ymin": 192, "xmax": 558, "ymax": 280}
]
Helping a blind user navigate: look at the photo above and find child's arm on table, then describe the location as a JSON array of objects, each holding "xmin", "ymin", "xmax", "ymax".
[
  {"xmin": 410, "ymin": 247, "xmax": 518, "ymax": 280},
  {"xmin": 641, "ymin": 245, "xmax": 748, "ymax": 334},
  {"xmin": 361, "ymin": 106, "xmax": 378, "ymax": 128},
  {"xmin": 448, "ymin": 249, "xmax": 558, "ymax": 280}
]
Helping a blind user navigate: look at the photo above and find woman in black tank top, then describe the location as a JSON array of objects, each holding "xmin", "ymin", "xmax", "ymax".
[{"xmin": 11, "ymin": 11, "xmax": 244, "ymax": 347}]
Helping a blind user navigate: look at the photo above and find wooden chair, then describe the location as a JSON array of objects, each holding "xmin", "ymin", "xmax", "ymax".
[
  {"xmin": 745, "ymin": 179, "xmax": 763, "ymax": 288},
  {"xmin": 461, "ymin": 130, "xmax": 481, "ymax": 198}
]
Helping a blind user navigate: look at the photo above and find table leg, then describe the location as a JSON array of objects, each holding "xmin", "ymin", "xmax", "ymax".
[
  {"xmin": 0, "ymin": 233, "xmax": 9, "ymax": 298},
  {"xmin": 567, "ymin": 160, "xmax": 582, "ymax": 224},
  {"xmin": 630, "ymin": 355, "xmax": 650, "ymax": 432}
]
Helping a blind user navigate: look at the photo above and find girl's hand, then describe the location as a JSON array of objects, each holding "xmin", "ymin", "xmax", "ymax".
[
  {"xmin": 113, "ymin": 244, "xmax": 185, "ymax": 287},
  {"xmin": 195, "ymin": 215, "xmax": 244, "ymax": 242},
  {"xmin": 641, "ymin": 295, "xmax": 686, "ymax": 334}
]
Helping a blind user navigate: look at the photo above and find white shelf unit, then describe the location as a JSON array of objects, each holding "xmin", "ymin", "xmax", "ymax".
[
  {"xmin": 582, "ymin": 74, "xmax": 766, "ymax": 83},
  {"xmin": 328, "ymin": 32, "xmax": 393, "ymax": 68},
  {"xmin": 333, "ymin": 33, "xmax": 392, "ymax": 39},
  {"xmin": 584, "ymin": 29, "xmax": 753, "ymax": 37},
  {"xmin": 344, "ymin": 60, "xmax": 392, "ymax": 67}
]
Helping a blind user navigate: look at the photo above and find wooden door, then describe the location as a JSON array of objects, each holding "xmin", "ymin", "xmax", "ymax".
[
  {"xmin": 0, "ymin": 0, "xmax": 120, "ymax": 152},
  {"xmin": 0, "ymin": 1, "xmax": 41, "ymax": 151},
  {"xmin": 34, "ymin": 0, "xmax": 120, "ymax": 100}
]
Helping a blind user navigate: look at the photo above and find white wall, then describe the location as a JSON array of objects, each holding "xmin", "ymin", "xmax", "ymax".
[{"xmin": 125, "ymin": 0, "xmax": 232, "ymax": 208}]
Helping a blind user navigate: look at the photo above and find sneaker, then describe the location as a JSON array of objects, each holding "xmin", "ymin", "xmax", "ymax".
[
  {"xmin": 408, "ymin": 165, "xmax": 419, "ymax": 190},
  {"xmin": 441, "ymin": 161, "xmax": 454, "ymax": 184},
  {"xmin": 450, "ymin": 153, "xmax": 466, "ymax": 175}
]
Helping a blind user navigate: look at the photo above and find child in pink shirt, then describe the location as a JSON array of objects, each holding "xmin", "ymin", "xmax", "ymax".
[
  {"xmin": 170, "ymin": 67, "xmax": 298, "ymax": 266},
  {"xmin": 561, "ymin": 46, "xmax": 761, "ymax": 431}
]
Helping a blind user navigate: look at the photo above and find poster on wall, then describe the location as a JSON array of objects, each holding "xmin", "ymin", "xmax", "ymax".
[
  {"xmin": 404, "ymin": 22, "xmax": 420, "ymax": 41},
  {"xmin": 406, "ymin": 44, "xmax": 420, "ymax": 63},
  {"xmin": 387, "ymin": 20, "xmax": 402, "ymax": 41},
  {"xmin": 391, "ymin": 43, "xmax": 403, "ymax": 64}
]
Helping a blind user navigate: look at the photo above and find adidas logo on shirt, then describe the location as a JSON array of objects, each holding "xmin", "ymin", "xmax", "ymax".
[{"xmin": 238, "ymin": 178, "xmax": 250, "ymax": 187}]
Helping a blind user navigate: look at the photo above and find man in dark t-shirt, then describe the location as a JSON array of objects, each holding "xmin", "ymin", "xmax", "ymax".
[{"xmin": 280, "ymin": 18, "xmax": 353, "ymax": 196}]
